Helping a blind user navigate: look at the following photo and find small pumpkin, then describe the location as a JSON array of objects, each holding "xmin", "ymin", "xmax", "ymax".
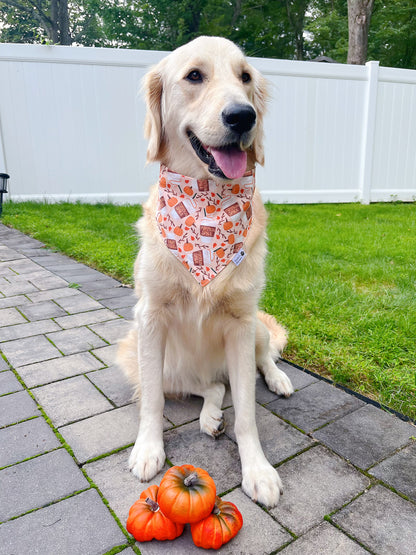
[
  {"xmin": 190, "ymin": 496, "xmax": 243, "ymax": 549},
  {"xmin": 126, "ymin": 484, "xmax": 184, "ymax": 542},
  {"xmin": 157, "ymin": 464, "xmax": 216, "ymax": 524}
]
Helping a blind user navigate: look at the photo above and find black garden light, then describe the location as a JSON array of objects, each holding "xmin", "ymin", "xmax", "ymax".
[{"xmin": 0, "ymin": 173, "xmax": 9, "ymax": 217}]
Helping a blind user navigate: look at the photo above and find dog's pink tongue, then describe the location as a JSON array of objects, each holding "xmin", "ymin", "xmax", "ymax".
[{"xmin": 210, "ymin": 147, "xmax": 247, "ymax": 180}]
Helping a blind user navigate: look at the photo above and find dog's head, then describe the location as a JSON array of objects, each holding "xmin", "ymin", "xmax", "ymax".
[{"xmin": 144, "ymin": 36, "xmax": 268, "ymax": 181}]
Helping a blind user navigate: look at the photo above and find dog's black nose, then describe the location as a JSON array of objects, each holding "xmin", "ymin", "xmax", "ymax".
[{"xmin": 222, "ymin": 104, "xmax": 256, "ymax": 136}]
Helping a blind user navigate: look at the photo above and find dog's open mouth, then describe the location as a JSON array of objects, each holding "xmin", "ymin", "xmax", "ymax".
[{"xmin": 188, "ymin": 132, "xmax": 247, "ymax": 180}]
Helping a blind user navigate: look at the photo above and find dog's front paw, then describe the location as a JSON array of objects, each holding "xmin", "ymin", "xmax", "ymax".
[
  {"xmin": 129, "ymin": 441, "xmax": 165, "ymax": 482},
  {"xmin": 200, "ymin": 405, "xmax": 225, "ymax": 438},
  {"xmin": 265, "ymin": 365, "xmax": 294, "ymax": 398},
  {"xmin": 242, "ymin": 461, "xmax": 283, "ymax": 508}
]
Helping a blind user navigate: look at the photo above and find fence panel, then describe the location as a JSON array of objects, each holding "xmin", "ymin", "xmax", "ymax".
[{"xmin": 0, "ymin": 43, "xmax": 415, "ymax": 204}]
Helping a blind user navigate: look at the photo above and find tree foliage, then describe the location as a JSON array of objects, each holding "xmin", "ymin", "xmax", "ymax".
[{"xmin": 0, "ymin": 0, "xmax": 415, "ymax": 69}]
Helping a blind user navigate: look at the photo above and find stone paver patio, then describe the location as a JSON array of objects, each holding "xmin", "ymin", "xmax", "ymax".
[{"xmin": 0, "ymin": 222, "xmax": 415, "ymax": 554}]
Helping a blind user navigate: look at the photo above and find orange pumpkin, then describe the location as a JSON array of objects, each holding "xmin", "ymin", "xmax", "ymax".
[
  {"xmin": 126, "ymin": 484, "xmax": 184, "ymax": 542},
  {"xmin": 157, "ymin": 464, "xmax": 216, "ymax": 524},
  {"xmin": 191, "ymin": 496, "xmax": 243, "ymax": 549}
]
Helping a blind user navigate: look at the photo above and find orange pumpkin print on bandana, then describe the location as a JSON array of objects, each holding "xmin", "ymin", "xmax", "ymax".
[{"xmin": 156, "ymin": 165, "xmax": 255, "ymax": 286}]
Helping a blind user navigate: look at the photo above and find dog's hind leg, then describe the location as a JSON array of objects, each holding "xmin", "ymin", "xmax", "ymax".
[
  {"xmin": 256, "ymin": 313, "xmax": 293, "ymax": 398},
  {"xmin": 190, "ymin": 382, "xmax": 226, "ymax": 438}
]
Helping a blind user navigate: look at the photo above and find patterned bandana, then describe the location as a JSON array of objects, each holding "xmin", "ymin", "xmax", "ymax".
[{"xmin": 156, "ymin": 164, "xmax": 255, "ymax": 287}]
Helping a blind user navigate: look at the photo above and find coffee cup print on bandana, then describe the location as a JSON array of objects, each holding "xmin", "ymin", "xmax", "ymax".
[
  {"xmin": 199, "ymin": 218, "xmax": 217, "ymax": 245},
  {"xmin": 221, "ymin": 196, "xmax": 242, "ymax": 222}
]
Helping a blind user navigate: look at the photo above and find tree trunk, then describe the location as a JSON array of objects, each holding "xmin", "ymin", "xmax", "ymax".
[
  {"xmin": 347, "ymin": 0, "xmax": 375, "ymax": 64},
  {"xmin": 50, "ymin": 0, "xmax": 60, "ymax": 43},
  {"xmin": 58, "ymin": 0, "xmax": 71, "ymax": 45}
]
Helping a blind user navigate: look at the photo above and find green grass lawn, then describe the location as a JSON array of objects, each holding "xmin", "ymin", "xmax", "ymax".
[{"xmin": 2, "ymin": 200, "xmax": 416, "ymax": 420}]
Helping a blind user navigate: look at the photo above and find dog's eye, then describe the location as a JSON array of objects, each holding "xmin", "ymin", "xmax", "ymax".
[
  {"xmin": 186, "ymin": 70, "xmax": 203, "ymax": 83},
  {"xmin": 242, "ymin": 72, "xmax": 251, "ymax": 83}
]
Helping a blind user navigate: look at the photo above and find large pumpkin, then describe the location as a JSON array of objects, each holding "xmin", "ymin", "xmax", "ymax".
[
  {"xmin": 157, "ymin": 464, "xmax": 216, "ymax": 524},
  {"xmin": 191, "ymin": 496, "xmax": 243, "ymax": 549},
  {"xmin": 126, "ymin": 484, "xmax": 184, "ymax": 542}
]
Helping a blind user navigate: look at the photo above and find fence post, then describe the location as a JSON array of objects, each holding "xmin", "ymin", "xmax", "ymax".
[{"xmin": 359, "ymin": 60, "xmax": 379, "ymax": 204}]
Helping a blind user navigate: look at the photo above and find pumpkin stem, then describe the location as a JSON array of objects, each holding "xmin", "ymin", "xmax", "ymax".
[
  {"xmin": 145, "ymin": 497, "xmax": 160, "ymax": 512},
  {"xmin": 213, "ymin": 503, "xmax": 221, "ymax": 515},
  {"xmin": 183, "ymin": 472, "xmax": 198, "ymax": 487}
]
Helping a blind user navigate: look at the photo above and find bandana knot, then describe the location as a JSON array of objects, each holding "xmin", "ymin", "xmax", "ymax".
[{"xmin": 156, "ymin": 165, "xmax": 255, "ymax": 286}]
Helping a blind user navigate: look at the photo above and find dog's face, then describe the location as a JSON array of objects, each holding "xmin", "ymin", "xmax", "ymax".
[{"xmin": 144, "ymin": 36, "xmax": 268, "ymax": 180}]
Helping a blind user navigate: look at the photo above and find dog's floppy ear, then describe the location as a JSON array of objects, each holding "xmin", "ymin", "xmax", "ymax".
[
  {"xmin": 143, "ymin": 61, "xmax": 165, "ymax": 163},
  {"xmin": 251, "ymin": 69, "xmax": 269, "ymax": 166}
]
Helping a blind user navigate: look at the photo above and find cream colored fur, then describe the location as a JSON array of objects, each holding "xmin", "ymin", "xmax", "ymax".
[{"xmin": 117, "ymin": 36, "xmax": 294, "ymax": 507}]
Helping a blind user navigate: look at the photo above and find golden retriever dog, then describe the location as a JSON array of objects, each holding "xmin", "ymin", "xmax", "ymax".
[{"xmin": 118, "ymin": 36, "xmax": 294, "ymax": 507}]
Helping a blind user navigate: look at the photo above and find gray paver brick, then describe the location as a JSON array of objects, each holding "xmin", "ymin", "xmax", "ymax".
[
  {"xmin": 0, "ymin": 278, "xmax": 38, "ymax": 296},
  {"xmin": 256, "ymin": 361, "xmax": 318, "ymax": 404},
  {"xmin": 26, "ymin": 286, "xmax": 81, "ymax": 303},
  {"xmin": 59, "ymin": 404, "xmax": 139, "ymax": 463},
  {"xmin": 19, "ymin": 300, "xmax": 67, "ymax": 321},
  {"xmin": 0, "ymin": 246, "xmax": 24, "ymax": 261},
  {"xmin": 0, "ymin": 357, "xmax": 9, "ymax": 370},
  {"xmin": 219, "ymin": 488, "xmax": 291, "ymax": 554},
  {"xmin": 0, "ymin": 417, "xmax": 60, "ymax": 467},
  {"xmin": 268, "ymin": 381, "xmax": 365, "ymax": 432},
  {"xmin": 59, "ymin": 271, "xmax": 112, "ymax": 284},
  {"xmin": 225, "ymin": 403, "xmax": 313, "ymax": 465},
  {"xmin": 1, "ymin": 335, "xmax": 62, "ymax": 367},
  {"xmin": 164, "ymin": 420, "xmax": 242, "ymax": 494},
  {"xmin": 87, "ymin": 365, "xmax": 133, "ymax": 406},
  {"xmin": 333, "ymin": 485, "xmax": 416, "ymax": 555},
  {"xmin": 270, "ymin": 445, "xmax": 370, "ymax": 535},
  {"xmin": 0, "ymin": 307, "xmax": 27, "ymax": 327},
  {"xmin": 0, "ymin": 489, "xmax": 127, "ymax": 555},
  {"xmin": 0, "ymin": 294, "xmax": 32, "ymax": 309},
  {"xmin": 0, "ymin": 268, "xmax": 15, "ymax": 278},
  {"xmin": 163, "ymin": 395, "xmax": 204, "ymax": 425},
  {"xmin": 369, "ymin": 441, "xmax": 416, "ymax": 502},
  {"xmin": 18, "ymin": 351, "xmax": 104, "ymax": 387},
  {"xmin": 0, "ymin": 370, "xmax": 23, "ymax": 394},
  {"xmin": 91, "ymin": 344, "xmax": 118, "ymax": 366},
  {"xmin": 13, "ymin": 269, "xmax": 51, "ymax": 281},
  {"xmin": 0, "ymin": 390, "xmax": 39, "ymax": 427},
  {"xmin": 54, "ymin": 308, "xmax": 119, "ymax": 329},
  {"xmin": 0, "ymin": 319, "xmax": 60, "ymax": 342},
  {"xmin": 4, "ymin": 258, "xmax": 42, "ymax": 274},
  {"xmin": 46, "ymin": 326, "xmax": 107, "ymax": 355},
  {"xmin": 314, "ymin": 404, "xmax": 415, "ymax": 469},
  {"xmin": 54, "ymin": 293, "xmax": 104, "ymax": 313},
  {"xmin": 101, "ymin": 295, "xmax": 137, "ymax": 310},
  {"xmin": 89, "ymin": 318, "xmax": 131, "ymax": 344},
  {"xmin": 114, "ymin": 306, "xmax": 134, "ymax": 319},
  {"xmin": 29, "ymin": 275, "xmax": 69, "ymax": 290},
  {"xmin": 84, "ymin": 448, "xmax": 169, "ymax": 527},
  {"xmin": 280, "ymin": 521, "xmax": 370, "ymax": 554},
  {"xmin": 81, "ymin": 285, "xmax": 134, "ymax": 300},
  {"xmin": 0, "ymin": 449, "xmax": 89, "ymax": 521},
  {"xmin": 33, "ymin": 375, "xmax": 113, "ymax": 427}
]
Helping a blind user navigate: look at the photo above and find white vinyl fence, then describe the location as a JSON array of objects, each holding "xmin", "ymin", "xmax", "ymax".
[{"xmin": 0, "ymin": 43, "xmax": 416, "ymax": 204}]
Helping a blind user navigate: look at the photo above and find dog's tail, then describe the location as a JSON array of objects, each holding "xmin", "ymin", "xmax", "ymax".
[
  {"xmin": 257, "ymin": 310, "xmax": 288, "ymax": 361},
  {"xmin": 116, "ymin": 326, "xmax": 140, "ymax": 400}
]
